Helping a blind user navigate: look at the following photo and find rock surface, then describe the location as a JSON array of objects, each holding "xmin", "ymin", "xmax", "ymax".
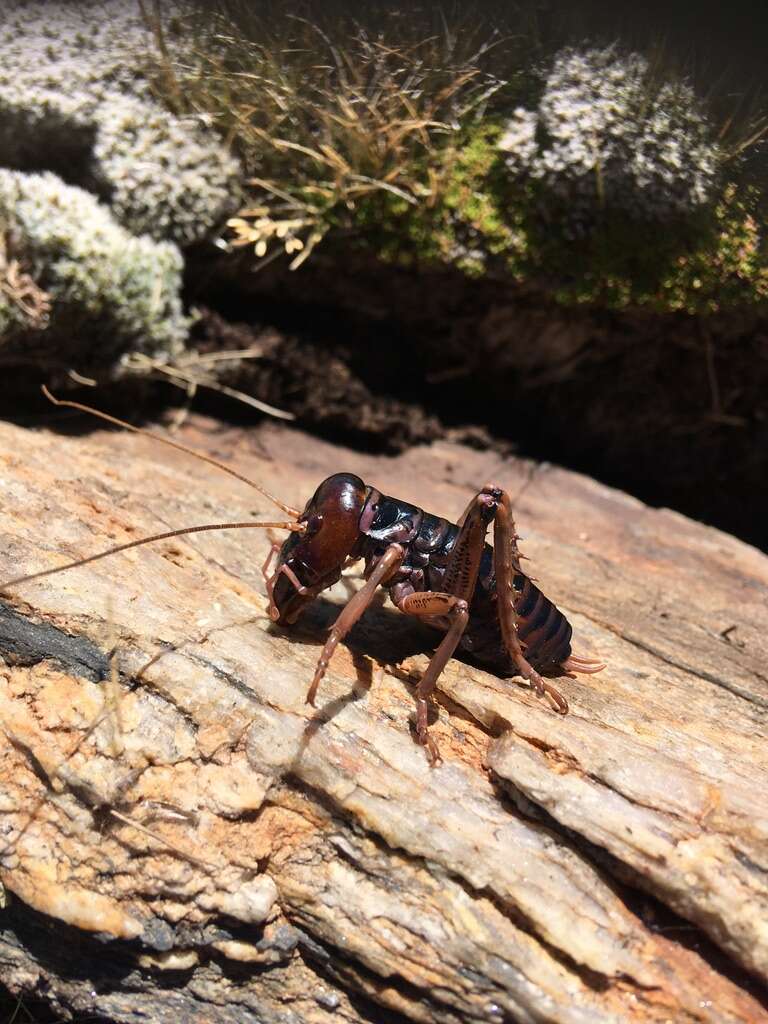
[{"xmin": 0, "ymin": 415, "xmax": 766, "ymax": 1023}]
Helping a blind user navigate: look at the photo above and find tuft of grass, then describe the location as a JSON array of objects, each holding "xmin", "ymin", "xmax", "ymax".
[
  {"xmin": 142, "ymin": 2, "xmax": 531, "ymax": 267},
  {"xmin": 144, "ymin": 2, "xmax": 768, "ymax": 315}
]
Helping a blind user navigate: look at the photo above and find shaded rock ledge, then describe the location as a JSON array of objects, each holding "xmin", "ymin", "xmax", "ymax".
[{"xmin": 0, "ymin": 416, "xmax": 766, "ymax": 1023}]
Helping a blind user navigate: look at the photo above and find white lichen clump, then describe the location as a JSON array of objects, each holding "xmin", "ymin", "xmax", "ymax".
[
  {"xmin": 0, "ymin": 0, "xmax": 241, "ymax": 246},
  {"xmin": 0, "ymin": 170, "xmax": 189, "ymax": 365},
  {"xmin": 93, "ymin": 95, "xmax": 241, "ymax": 245},
  {"xmin": 498, "ymin": 47, "xmax": 719, "ymax": 220}
]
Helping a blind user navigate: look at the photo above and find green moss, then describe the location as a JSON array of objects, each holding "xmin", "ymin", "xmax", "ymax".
[
  {"xmin": 348, "ymin": 117, "xmax": 768, "ymax": 316},
  {"xmin": 515, "ymin": 183, "xmax": 768, "ymax": 314},
  {"xmin": 654, "ymin": 186, "xmax": 768, "ymax": 313},
  {"xmin": 441, "ymin": 125, "xmax": 527, "ymax": 274},
  {"xmin": 346, "ymin": 123, "xmax": 525, "ymax": 276},
  {"xmin": 144, "ymin": 7, "xmax": 768, "ymax": 318}
]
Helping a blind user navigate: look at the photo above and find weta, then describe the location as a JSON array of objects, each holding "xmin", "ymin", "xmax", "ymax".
[{"xmin": 2, "ymin": 390, "xmax": 604, "ymax": 764}]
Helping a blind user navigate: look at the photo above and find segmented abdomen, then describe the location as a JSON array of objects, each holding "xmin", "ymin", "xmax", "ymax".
[
  {"xmin": 512, "ymin": 573, "xmax": 573, "ymax": 673},
  {"xmin": 358, "ymin": 494, "xmax": 574, "ymax": 677},
  {"xmin": 459, "ymin": 547, "xmax": 573, "ymax": 676}
]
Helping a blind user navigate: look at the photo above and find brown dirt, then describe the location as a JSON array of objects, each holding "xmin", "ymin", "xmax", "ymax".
[
  {"xmin": 3, "ymin": 249, "xmax": 765, "ymax": 554},
  {"xmin": 184, "ymin": 253, "xmax": 768, "ymax": 554}
]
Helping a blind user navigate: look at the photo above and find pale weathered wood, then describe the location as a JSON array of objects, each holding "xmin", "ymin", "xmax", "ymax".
[{"xmin": 0, "ymin": 416, "xmax": 766, "ymax": 1024}]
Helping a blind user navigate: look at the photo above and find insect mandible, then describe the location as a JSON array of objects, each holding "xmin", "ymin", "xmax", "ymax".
[{"xmin": 2, "ymin": 389, "xmax": 605, "ymax": 765}]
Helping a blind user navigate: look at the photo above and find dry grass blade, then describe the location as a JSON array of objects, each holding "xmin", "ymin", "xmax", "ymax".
[
  {"xmin": 123, "ymin": 352, "xmax": 296, "ymax": 421},
  {"xmin": 288, "ymin": 227, "xmax": 326, "ymax": 270},
  {"xmin": 141, "ymin": 1, "xmax": 768, "ymax": 303},
  {"xmin": 141, "ymin": 5, "xmax": 515, "ymax": 267},
  {"xmin": 0, "ymin": 234, "xmax": 51, "ymax": 330},
  {"xmin": 727, "ymin": 117, "xmax": 768, "ymax": 158}
]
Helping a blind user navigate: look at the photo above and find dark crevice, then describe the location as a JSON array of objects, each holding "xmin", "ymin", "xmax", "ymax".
[
  {"xmin": 0, "ymin": 893, "xmax": 383, "ymax": 1024},
  {"xmin": 0, "ymin": 115, "xmax": 97, "ymax": 189},
  {"xmin": 297, "ymin": 942, "xmax": 438, "ymax": 1024},
  {"xmin": 178, "ymin": 255, "xmax": 768, "ymax": 555},
  {"xmin": 489, "ymin": 773, "xmax": 768, "ymax": 1011},
  {"xmin": 5, "ymin": 283, "xmax": 765, "ymax": 554},
  {"xmin": 0, "ymin": 600, "xmax": 109, "ymax": 681},
  {"xmin": 182, "ymin": 648, "xmax": 273, "ymax": 707},
  {"xmin": 128, "ymin": 647, "xmax": 204, "ymax": 736},
  {"xmin": 278, "ymin": 776, "xmax": 619, "ymax": 996},
  {"xmin": 0, "ymin": 892, "xmax": 144, "ymax": 985}
]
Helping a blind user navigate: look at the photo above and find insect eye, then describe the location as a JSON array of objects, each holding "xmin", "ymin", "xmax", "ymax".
[{"xmin": 371, "ymin": 501, "xmax": 397, "ymax": 530}]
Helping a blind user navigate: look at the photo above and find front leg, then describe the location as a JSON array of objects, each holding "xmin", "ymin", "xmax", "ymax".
[{"xmin": 306, "ymin": 543, "xmax": 404, "ymax": 706}]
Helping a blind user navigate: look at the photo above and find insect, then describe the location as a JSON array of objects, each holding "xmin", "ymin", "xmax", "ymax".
[{"xmin": 2, "ymin": 389, "xmax": 604, "ymax": 765}]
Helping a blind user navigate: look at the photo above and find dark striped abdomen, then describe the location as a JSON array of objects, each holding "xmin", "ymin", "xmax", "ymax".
[
  {"xmin": 512, "ymin": 573, "xmax": 573, "ymax": 672},
  {"xmin": 459, "ymin": 546, "xmax": 573, "ymax": 676},
  {"xmin": 360, "ymin": 494, "xmax": 574, "ymax": 678}
]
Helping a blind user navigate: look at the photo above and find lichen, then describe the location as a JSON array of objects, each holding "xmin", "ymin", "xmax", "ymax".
[
  {"xmin": 498, "ymin": 47, "xmax": 720, "ymax": 221},
  {"xmin": 349, "ymin": 55, "xmax": 767, "ymax": 315},
  {"xmin": 0, "ymin": 0, "xmax": 241, "ymax": 247},
  {"xmin": 0, "ymin": 169, "xmax": 189, "ymax": 370},
  {"xmin": 93, "ymin": 94, "xmax": 242, "ymax": 245}
]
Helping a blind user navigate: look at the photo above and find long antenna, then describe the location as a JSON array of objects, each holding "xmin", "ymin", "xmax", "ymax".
[
  {"xmin": 42, "ymin": 386, "xmax": 301, "ymax": 518},
  {"xmin": 1, "ymin": 520, "xmax": 305, "ymax": 593}
]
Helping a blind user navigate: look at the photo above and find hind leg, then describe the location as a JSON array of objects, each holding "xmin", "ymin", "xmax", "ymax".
[
  {"xmin": 489, "ymin": 485, "xmax": 605, "ymax": 708},
  {"xmin": 487, "ymin": 486, "xmax": 571, "ymax": 712}
]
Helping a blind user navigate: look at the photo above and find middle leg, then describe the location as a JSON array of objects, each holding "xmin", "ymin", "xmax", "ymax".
[
  {"xmin": 393, "ymin": 488, "xmax": 498, "ymax": 762},
  {"xmin": 394, "ymin": 591, "xmax": 469, "ymax": 765}
]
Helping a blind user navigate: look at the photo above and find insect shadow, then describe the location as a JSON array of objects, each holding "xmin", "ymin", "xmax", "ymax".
[
  {"xmin": 274, "ymin": 586, "xmax": 439, "ymax": 666},
  {"xmin": 269, "ymin": 587, "xmax": 442, "ymax": 752}
]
